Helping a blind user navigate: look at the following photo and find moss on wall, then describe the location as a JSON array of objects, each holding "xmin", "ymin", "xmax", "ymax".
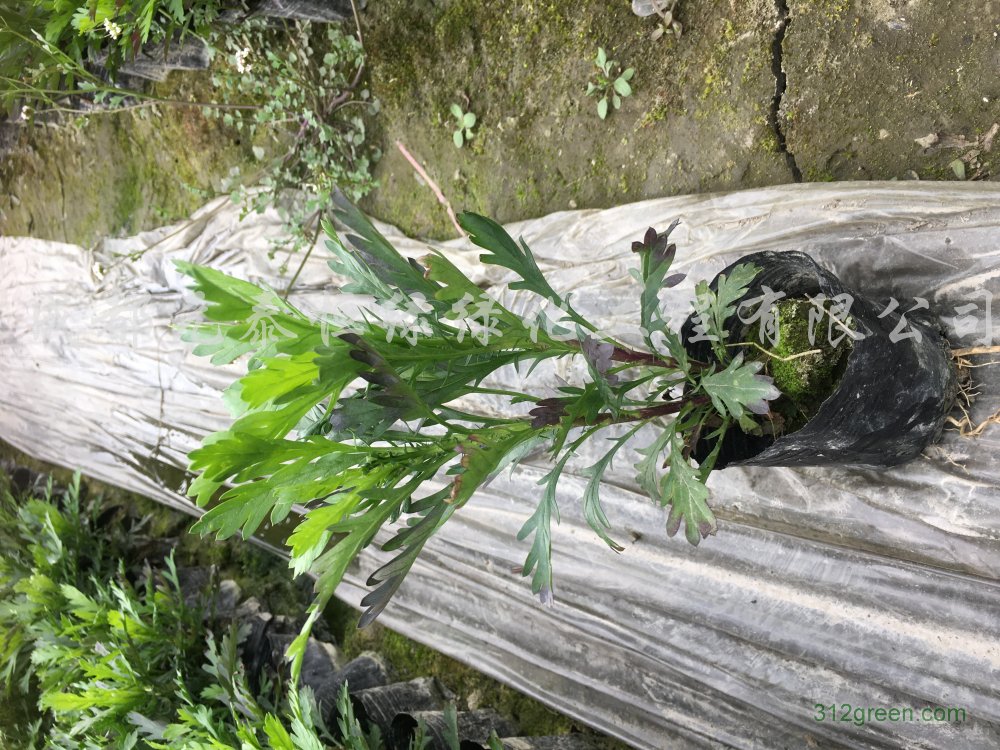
[
  {"xmin": 360, "ymin": 0, "xmax": 787, "ymax": 239},
  {"xmin": 783, "ymin": 0, "xmax": 1000, "ymax": 182},
  {"xmin": 0, "ymin": 71, "xmax": 254, "ymax": 247}
]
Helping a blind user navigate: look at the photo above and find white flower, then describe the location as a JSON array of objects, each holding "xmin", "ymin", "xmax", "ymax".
[
  {"xmin": 234, "ymin": 47, "xmax": 252, "ymax": 74},
  {"xmin": 103, "ymin": 18, "xmax": 122, "ymax": 40},
  {"xmin": 19, "ymin": 105, "xmax": 31, "ymax": 121}
]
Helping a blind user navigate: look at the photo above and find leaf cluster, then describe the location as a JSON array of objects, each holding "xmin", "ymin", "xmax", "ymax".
[
  {"xmin": 13, "ymin": 0, "xmax": 220, "ymax": 74},
  {"xmin": 449, "ymin": 103, "xmax": 476, "ymax": 148},
  {"xmin": 646, "ymin": 0, "xmax": 684, "ymax": 42},
  {"xmin": 0, "ymin": 470, "xmax": 433, "ymax": 750},
  {"xmin": 585, "ymin": 47, "xmax": 634, "ymax": 120},
  {"xmin": 210, "ymin": 18, "xmax": 380, "ymax": 258},
  {"xmin": 180, "ymin": 201, "xmax": 781, "ymax": 673}
]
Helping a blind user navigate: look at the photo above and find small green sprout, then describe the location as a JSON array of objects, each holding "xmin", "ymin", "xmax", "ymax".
[
  {"xmin": 647, "ymin": 0, "xmax": 684, "ymax": 42},
  {"xmin": 586, "ymin": 47, "xmax": 634, "ymax": 120},
  {"xmin": 450, "ymin": 103, "xmax": 477, "ymax": 147}
]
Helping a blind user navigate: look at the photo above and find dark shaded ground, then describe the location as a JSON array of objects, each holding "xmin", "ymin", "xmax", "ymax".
[{"xmin": 0, "ymin": 441, "xmax": 626, "ymax": 746}]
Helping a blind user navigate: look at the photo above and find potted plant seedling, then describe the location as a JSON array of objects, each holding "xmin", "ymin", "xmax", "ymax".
[{"xmin": 179, "ymin": 198, "xmax": 958, "ymax": 675}]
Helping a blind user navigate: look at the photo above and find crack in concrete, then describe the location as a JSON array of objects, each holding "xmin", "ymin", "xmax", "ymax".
[{"xmin": 769, "ymin": 0, "xmax": 802, "ymax": 182}]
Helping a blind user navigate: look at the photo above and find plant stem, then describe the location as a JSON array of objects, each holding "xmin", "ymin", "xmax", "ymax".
[
  {"xmin": 952, "ymin": 345, "xmax": 1000, "ymax": 357},
  {"xmin": 725, "ymin": 341, "xmax": 822, "ymax": 362},
  {"xmin": 610, "ymin": 345, "xmax": 671, "ymax": 366},
  {"xmin": 395, "ymin": 140, "xmax": 464, "ymax": 237},
  {"xmin": 571, "ymin": 395, "xmax": 709, "ymax": 428},
  {"xmin": 282, "ymin": 210, "xmax": 324, "ymax": 299}
]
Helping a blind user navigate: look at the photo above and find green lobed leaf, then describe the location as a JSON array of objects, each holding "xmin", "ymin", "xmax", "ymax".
[
  {"xmin": 634, "ymin": 427, "xmax": 673, "ymax": 504},
  {"xmin": 661, "ymin": 436, "xmax": 716, "ymax": 545},
  {"xmin": 581, "ymin": 424, "xmax": 645, "ymax": 551},
  {"xmin": 330, "ymin": 194, "xmax": 440, "ymax": 299},
  {"xmin": 699, "ymin": 352, "xmax": 780, "ymax": 419},
  {"xmin": 518, "ymin": 425, "xmax": 602, "ymax": 600},
  {"xmin": 458, "ymin": 212, "xmax": 565, "ymax": 309},
  {"xmin": 449, "ymin": 425, "xmax": 538, "ymax": 507}
]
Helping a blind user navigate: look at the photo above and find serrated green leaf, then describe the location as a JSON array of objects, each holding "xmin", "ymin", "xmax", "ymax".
[
  {"xmin": 421, "ymin": 250, "xmax": 487, "ymax": 304},
  {"xmin": 634, "ymin": 428, "xmax": 673, "ymax": 504},
  {"xmin": 458, "ymin": 212, "xmax": 564, "ymax": 309},
  {"xmin": 692, "ymin": 262, "xmax": 760, "ymax": 361},
  {"xmin": 699, "ymin": 352, "xmax": 780, "ymax": 419},
  {"xmin": 287, "ymin": 494, "xmax": 362, "ymax": 576},
  {"xmin": 581, "ymin": 424, "xmax": 644, "ymax": 551},
  {"xmin": 263, "ymin": 714, "xmax": 295, "ymax": 750},
  {"xmin": 518, "ymin": 425, "xmax": 606, "ymax": 600},
  {"xmin": 330, "ymin": 195, "xmax": 439, "ymax": 299},
  {"xmin": 661, "ymin": 437, "xmax": 716, "ymax": 545},
  {"xmin": 450, "ymin": 426, "xmax": 537, "ymax": 507}
]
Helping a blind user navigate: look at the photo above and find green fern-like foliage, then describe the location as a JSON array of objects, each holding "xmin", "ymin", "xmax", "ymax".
[{"xmin": 179, "ymin": 201, "xmax": 779, "ymax": 676}]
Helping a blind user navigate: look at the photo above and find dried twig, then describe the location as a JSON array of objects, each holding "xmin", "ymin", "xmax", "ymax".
[
  {"xmin": 951, "ymin": 345, "xmax": 1000, "ymax": 357},
  {"xmin": 726, "ymin": 341, "xmax": 822, "ymax": 362},
  {"xmin": 395, "ymin": 140, "xmax": 464, "ymax": 237}
]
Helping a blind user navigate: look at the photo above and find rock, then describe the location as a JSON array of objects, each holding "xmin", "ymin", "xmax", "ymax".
[
  {"xmin": 313, "ymin": 652, "xmax": 390, "ymax": 722},
  {"xmin": 349, "ymin": 677, "xmax": 447, "ymax": 737},
  {"xmin": 495, "ymin": 738, "xmax": 601, "ymax": 750},
  {"xmin": 250, "ymin": 0, "xmax": 352, "ymax": 22},
  {"xmin": 268, "ymin": 632, "xmax": 343, "ymax": 689},
  {"xmin": 175, "ymin": 567, "xmax": 241, "ymax": 615},
  {"xmin": 118, "ymin": 37, "xmax": 211, "ymax": 82},
  {"xmin": 390, "ymin": 709, "xmax": 517, "ymax": 750}
]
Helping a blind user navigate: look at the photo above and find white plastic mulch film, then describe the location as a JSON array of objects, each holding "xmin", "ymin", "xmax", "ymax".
[{"xmin": 1, "ymin": 182, "xmax": 999, "ymax": 749}]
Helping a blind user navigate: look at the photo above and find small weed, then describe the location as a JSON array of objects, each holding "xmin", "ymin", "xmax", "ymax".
[
  {"xmin": 645, "ymin": 0, "xmax": 684, "ymax": 42},
  {"xmin": 450, "ymin": 103, "xmax": 477, "ymax": 147},
  {"xmin": 586, "ymin": 47, "xmax": 634, "ymax": 120}
]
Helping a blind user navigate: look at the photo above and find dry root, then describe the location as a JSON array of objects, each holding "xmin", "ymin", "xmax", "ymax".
[
  {"xmin": 946, "ymin": 378, "xmax": 1000, "ymax": 437},
  {"xmin": 946, "ymin": 409, "xmax": 1000, "ymax": 438},
  {"xmin": 947, "ymin": 345, "xmax": 1000, "ymax": 437}
]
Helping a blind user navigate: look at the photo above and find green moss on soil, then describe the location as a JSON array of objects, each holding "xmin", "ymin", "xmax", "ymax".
[
  {"xmin": 751, "ymin": 297, "xmax": 852, "ymax": 432},
  {"xmin": 360, "ymin": 0, "xmax": 787, "ymax": 239},
  {"xmin": 0, "ymin": 70, "xmax": 255, "ymax": 247},
  {"xmin": 784, "ymin": 0, "xmax": 1000, "ymax": 182}
]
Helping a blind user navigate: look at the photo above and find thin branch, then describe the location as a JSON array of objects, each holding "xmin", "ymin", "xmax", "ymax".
[
  {"xmin": 395, "ymin": 140, "xmax": 464, "ymax": 237},
  {"xmin": 282, "ymin": 210, "xmax": 324, "ymax": 299},
  {"xmin": 952, "ymin": 345, "xmax": 1000, "ymax": 357},
  {"xmin": 726, "ymin": 341, "xmax": 823, "ymax": 362},
  {"xmin": 571, "ymin": 395, "xmax": 709, "ymax": 428}
]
